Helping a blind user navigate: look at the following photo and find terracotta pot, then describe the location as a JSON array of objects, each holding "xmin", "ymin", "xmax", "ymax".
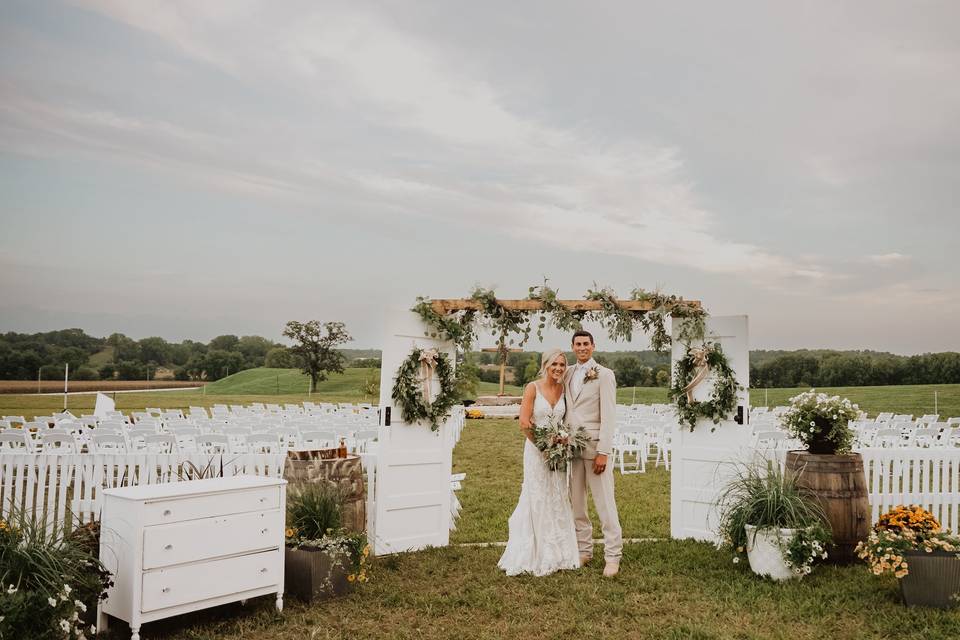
[
  {"xmin": 899, "ymin": 550, "xmax": 960, "ymax": 609},
  {"xmin": 284, "ymin": 546, "xmax": 352, "ymax": 603}
]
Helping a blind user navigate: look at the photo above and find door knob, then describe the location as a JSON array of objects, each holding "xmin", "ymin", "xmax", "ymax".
[{"xmin": 164, "ymin": 544, "xmax": 173, "ymax": 550}]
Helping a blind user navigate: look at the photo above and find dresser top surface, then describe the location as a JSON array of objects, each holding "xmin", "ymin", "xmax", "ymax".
[{"xmin": 102, "ymin": 475, "xmax": 285, "ymax": 501}]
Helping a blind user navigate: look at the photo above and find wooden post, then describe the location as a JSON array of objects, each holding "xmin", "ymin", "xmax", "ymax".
[{"xmin": 481, "ymin": 346, "xmax": 523, "ymax": 396}]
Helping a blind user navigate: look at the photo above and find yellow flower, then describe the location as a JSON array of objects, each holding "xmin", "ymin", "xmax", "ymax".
[
  {"xmin": 285, "ymin": 528, "xmax": 295, "ymax": 538},
  {"xmin": 347, "ymin": 574, "xmax": 356, "ymax": 582}
]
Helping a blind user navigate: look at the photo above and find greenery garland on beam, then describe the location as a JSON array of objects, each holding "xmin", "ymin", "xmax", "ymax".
[
  {"xmin": 391, "ymin": 347, "xmax": 458, "ymax": 431},
  {"xmin": 668, "ymin": 342, "xmax": 742, "ymax": 432}
]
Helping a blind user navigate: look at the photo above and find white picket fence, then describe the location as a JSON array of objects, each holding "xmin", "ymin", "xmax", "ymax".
[
  {"xmin": 0, "ymin": 453, "xmax": 285, "ymax": 529},
  {"xmin": 859, "ymin": 448, "xmax": 960, "ymax": 533}
]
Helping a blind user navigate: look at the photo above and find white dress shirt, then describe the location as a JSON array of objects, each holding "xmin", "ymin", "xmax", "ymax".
[{"xmin": 572, "ymin": 358, "xmax": 596, "ymax": 397}]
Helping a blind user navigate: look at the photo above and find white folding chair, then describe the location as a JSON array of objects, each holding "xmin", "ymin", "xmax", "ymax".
[
  {"xmin": 91, "ymin": 433, "xmax": 128, "ymax": 453},
  {"xmin": 245, "ymin": 433, "xmax": 282, "ymax": 454},
  {"xmin": 0, "ymin": 431, "xmax": 30, "ymax": 451},
  {"xmin": 143, "ymin": 434, "xmax": 178, "ymax": 454},
  {"xmin": 196, "ymin": 434, "xmax": 230, "ymax": 454},
  {"xmin": 40, "ymin": 433, "xmax": 78, "ymax": 454}
]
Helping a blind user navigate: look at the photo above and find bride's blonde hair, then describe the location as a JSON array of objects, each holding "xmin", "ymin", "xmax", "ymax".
[{"xmin": 538, "ymin": 348, "xmax": 567, "ymax": 378}]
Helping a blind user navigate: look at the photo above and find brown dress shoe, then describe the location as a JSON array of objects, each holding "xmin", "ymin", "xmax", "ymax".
[{"xmin": 579, "ymin": 554, "xmax": 593, "ymax": 567}]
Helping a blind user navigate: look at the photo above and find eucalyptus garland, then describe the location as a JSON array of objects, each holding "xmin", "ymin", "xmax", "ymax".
[
  {"xmin": 668, "ymin": 342, "xmax": 742, "ymax": 432},
  {"xmin": 527, "ymin": 280, "xmax": 584, "ymax": 341},
  {"xmin": 413, "ymin": 283, "xmax": 704, "ymax": 353},
  {"xmin": 391, "ymin": 347, "xmax": 459, "ymax": 431}
]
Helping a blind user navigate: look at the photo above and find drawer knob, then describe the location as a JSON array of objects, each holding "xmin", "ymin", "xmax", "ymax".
[
  {"xmin": 164, "ymin": 544, "xmax": 173, "ymax": 551},
  {"xmin": 261, "ymin": 528, "xmax": 268, "ymax": 534},
  {"xmin": 260, "ymin": 568, "xmax": 268, "ymax": 573},
  {"xmin": 162, "ymin": 587, "xmax": 171, "ymax": 593},
  {"xmin": 163, "ymin": 509, "xmax": 172, "ymax": 516}
]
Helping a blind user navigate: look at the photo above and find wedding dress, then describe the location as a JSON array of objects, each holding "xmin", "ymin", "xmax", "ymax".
[{"xmin": 498, "ymin": 384, "xmax": 580, "ymax": 576}]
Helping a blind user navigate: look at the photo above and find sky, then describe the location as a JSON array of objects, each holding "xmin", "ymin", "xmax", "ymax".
[{"xmin": 1, "ymin": 1, "xmax": 958, "ymax": 354}]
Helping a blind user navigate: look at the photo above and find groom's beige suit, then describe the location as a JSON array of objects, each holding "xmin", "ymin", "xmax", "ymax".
[{"xmin": 564, "ymin": 359, "xmax": 623, "ymax": 562}]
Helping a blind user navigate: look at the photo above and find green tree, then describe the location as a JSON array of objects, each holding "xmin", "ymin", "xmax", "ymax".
[
  {"xmin": 208, "ymin": 334, "xmax": 240, "ymax": 352},
  {"xmin": 138, "ymin": 337, "xmax": 171, "ymax": 365},
  {"xmin": 264, "ymin": 346, "xmax": 298, "ymax": 368},
  {"xmin": 107, "ymin": 333, "xmax": 140, "ymax": 362},
  {"xmin": 202, "ymin": 349, "xmax": 245, "ymax": 381},
  {"xmin": 282, "ymin": 321, "xmax": 352, "ymax": 388},
  {"xmin": 454, "ymin": 353, "xmax": 480, "ymax": 399},
  {"xmin": 655, "ymin": 369, "xmax": 670, "ymax": 387},
  {"xmin": 238, "ymin": 335, "xmax": 275, "ymax": 368}
]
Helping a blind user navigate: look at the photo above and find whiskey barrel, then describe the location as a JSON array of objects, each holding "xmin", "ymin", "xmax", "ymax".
[
  {"xmin": 785, "ymin": 451, "xmax": 870, "ymax": 564},
  {"xmin": 284, "ymin": 453, "xmax": 366, "ymax": 533}
]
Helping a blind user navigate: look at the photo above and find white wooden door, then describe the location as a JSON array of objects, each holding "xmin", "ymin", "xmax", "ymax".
[
  {"xmin": 373, "ymin": 309, "xmax": 454, "ymax": 555},
  {"xmin": 670, "ymin": 315, "xmax": 751, "ymax": 542}
]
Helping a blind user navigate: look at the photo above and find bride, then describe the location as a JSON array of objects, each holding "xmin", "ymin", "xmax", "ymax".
[{"xmin": 498, "ymin": 348, "xmax": 580, "ymax": 576}]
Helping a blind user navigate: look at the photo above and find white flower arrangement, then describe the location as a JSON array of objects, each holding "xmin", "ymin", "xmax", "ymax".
[{"xmin": 782, "ymin": 390, "xmax": 860, "ymax": 454}]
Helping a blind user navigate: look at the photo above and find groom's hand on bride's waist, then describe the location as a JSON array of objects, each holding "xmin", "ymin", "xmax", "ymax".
[{"xmin": 593, "ymin": 454, "xmax": 608, "ymax": 474}]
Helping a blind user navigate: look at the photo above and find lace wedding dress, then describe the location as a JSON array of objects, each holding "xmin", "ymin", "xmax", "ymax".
[{"xmin": 498, "ymin": 385, "xmax": 580, "ymax": 576}]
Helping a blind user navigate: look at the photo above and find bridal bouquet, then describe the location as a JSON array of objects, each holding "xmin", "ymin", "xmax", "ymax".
[{"xmin": 533, "ymin": 414, "xmax": 590, "ymax": 472}]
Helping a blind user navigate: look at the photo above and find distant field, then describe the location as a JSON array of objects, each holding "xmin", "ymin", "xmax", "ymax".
[
  {"xmin": 0, "ymin": 380, "xmax": 203, "ymax": 394},
  {"xmin": 0, "ymin": 365, "xmax": 956, "ymax": 421}
]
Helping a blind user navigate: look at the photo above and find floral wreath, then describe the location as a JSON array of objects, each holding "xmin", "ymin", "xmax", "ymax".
[
  {"xmin": 668, "ymin": 342, "xmax": 741, "ymax": 432},
  {"xmin": 391, "ymin": 346, "xmax": 458, "ymax": 431}
]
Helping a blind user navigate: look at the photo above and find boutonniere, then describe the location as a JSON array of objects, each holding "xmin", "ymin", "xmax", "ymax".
[{"xmin": 584, "ymin": 365, "xmax": 600, "ymax": 382}]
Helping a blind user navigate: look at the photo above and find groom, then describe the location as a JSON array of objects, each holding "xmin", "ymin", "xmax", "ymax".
[{"xmin": 564, "ymin": 330, "xmax": 623, "ymax": 577}]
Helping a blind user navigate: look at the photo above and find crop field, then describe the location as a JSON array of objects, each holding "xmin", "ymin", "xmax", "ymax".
[{"xmin": 0, "ymin": 380, "xmax": 203, "ymax": 394}]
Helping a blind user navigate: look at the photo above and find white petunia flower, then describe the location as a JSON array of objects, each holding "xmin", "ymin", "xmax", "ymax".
[
  {"xmin": 48, "ymin": 596, "xmax": 58, "ymax": 607},
  {"xmin": 59, "ymin": 619, "xmax": 70, "ymax": 632},
  {"xmin": 6, "ymin": 584, "xmax": 15, "ymax": 594},
  {"xmin": 75, "ymin": 599, "xmax": 87, "ymax": 612}
]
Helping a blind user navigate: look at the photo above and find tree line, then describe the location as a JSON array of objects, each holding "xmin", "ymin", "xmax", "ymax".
[
  {"xmin": 0, "ymin": 325, "xmax": 359, "ymax": 383},
  {"xmin": 1, "ymin": 328, "xmax": 957, "ymax": 389}
]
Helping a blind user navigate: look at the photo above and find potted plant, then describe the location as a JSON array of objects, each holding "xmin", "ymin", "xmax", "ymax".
[
  {"xmin": 781, "ymin": 390, "xmax": 869, "ymax": 563},
  {"xmin": 284, "ymin": 482, "xmax": 369, "ymax": 603},
  {"xmin": 856, "ymin": 505, "xmax": 960, "ymax": 609},
  {"xmin": 717, "ymin": 462, "xmax": 831, "ymax": 581}
]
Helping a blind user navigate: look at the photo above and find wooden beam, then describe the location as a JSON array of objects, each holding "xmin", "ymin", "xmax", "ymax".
[{"xmin": 430, "ymin": 298, "xmax": 701, "ymax": 314}]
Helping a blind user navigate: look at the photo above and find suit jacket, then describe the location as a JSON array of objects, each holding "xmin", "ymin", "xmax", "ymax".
[{"xmin": 564, "ymin": 361, "xmax": 617, "ymax": 460}]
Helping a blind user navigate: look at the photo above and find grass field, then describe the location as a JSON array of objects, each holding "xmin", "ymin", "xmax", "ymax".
[
  {"xmin": 111, "ymin": 418, "xmax": 960, "ymax": 640},
  {"xmin": 1, "ymin": 364, "xmax": 957, "ymax": 421}
]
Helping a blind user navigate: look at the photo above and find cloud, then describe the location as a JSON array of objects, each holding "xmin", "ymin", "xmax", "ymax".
[
  {"xmin": 863, "ymin": 253, "xmax": 911, "ymax": 265},
  {"xmin": 5, "ymin": 2, "xmax": 841, "ymax": 291}
]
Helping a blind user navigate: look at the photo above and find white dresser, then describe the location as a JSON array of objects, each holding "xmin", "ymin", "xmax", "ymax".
[{"xmin": 97, "ymin": 476, "xmax": 287, "ymax": 640}]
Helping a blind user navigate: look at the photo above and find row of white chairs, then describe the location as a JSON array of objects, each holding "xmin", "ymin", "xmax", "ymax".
[{"xmin": 0, "ymin": 427, "xmax": 380, "ymax": 455}]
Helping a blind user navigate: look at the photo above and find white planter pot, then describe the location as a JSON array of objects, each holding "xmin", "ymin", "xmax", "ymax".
[{"xmin": 744, "ymin": 524, "xmax": 798, "ymax": 582}]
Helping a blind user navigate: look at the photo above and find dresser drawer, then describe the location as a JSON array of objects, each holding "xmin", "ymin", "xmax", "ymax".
[
  {"xmin": 142, "ymin": 510, "xmax": 282, "ymax": 569},
  {"xmin": 143, "ymin": 486, "xmax": 279, "ymax": 525},
  {"xmin": 141, "ymin": 549, "xmax": 281, "ymax": 613}
]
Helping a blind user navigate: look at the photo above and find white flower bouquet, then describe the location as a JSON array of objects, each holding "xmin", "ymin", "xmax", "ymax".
[
  {"xmin": 533, "ymin": 414, "xmax": 590, "ymax": 472},
  {"xmin": 782, "ymin": 390, "xmax": 860, "ymax": 454}
]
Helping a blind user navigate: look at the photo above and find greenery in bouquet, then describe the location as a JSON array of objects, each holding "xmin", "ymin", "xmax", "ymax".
[
  {"xmin": 532, "ymin": 414, "xmax": 590, "ymax": 472},
  {"xmin": 856, "ymin": 505, "xmax": 960, "ymax": 578},
  {"xmin": 782, "ymin": 390, "xmax": 860, "ymax": 454},
  {"xmin": 285, "ymin": 483, "xmax": 370, "ymax": 584},
  {"xmin": 717, "ymin": 461, "xmax": 831, "ymax": 577},
  {"xmin": 0, "ymin": 513, "xmax": 112, "ymax": 640}
]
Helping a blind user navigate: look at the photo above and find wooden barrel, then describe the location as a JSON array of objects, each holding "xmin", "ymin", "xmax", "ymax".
[
  {"xmin": 284, "ymin": 453, "xmax": 366, "ymax": 534},
  {"xmin": 785, "ymin": 451, "xmax": 870, "ymax": 564}
]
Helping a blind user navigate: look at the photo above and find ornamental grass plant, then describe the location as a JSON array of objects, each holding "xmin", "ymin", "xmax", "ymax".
[
  {"xmin": 717, "ymin": 461, "xmax": 831, "ymax": 576},
  {"xmin": 0, "ymin": 510, "xmax": 112, "ymax": 640},
  {"xmin": 286, "ymin": 482, "xmax": 343, "ymax": 542}
]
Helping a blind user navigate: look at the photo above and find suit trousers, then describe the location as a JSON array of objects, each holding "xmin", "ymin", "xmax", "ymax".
[{"xmin": 570, "ymin": 456, "xmax": 623, "ymax": 561}]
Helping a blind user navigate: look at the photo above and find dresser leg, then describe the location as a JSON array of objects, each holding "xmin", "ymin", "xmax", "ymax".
[
  {"xmin": 130, "ymin": 624, "xmax": 141, "ymax": 640},
  {"xmin": 96, "ymin": 606, "xmax": 108, "ymax": 633},
  {"xmin": 276, "ymin": 592, "xmax": 284, "ymax": 612}
]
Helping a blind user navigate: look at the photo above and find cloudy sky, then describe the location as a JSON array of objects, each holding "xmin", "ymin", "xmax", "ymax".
[{"xmin": 1, "ymin": 1, "xmax": 958, "ymax": 353}]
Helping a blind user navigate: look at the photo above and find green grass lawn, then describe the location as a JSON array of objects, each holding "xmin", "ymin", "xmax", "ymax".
[{"xmin": 112, "ymin": 418, "xmax": 960, "ymax": 640}]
